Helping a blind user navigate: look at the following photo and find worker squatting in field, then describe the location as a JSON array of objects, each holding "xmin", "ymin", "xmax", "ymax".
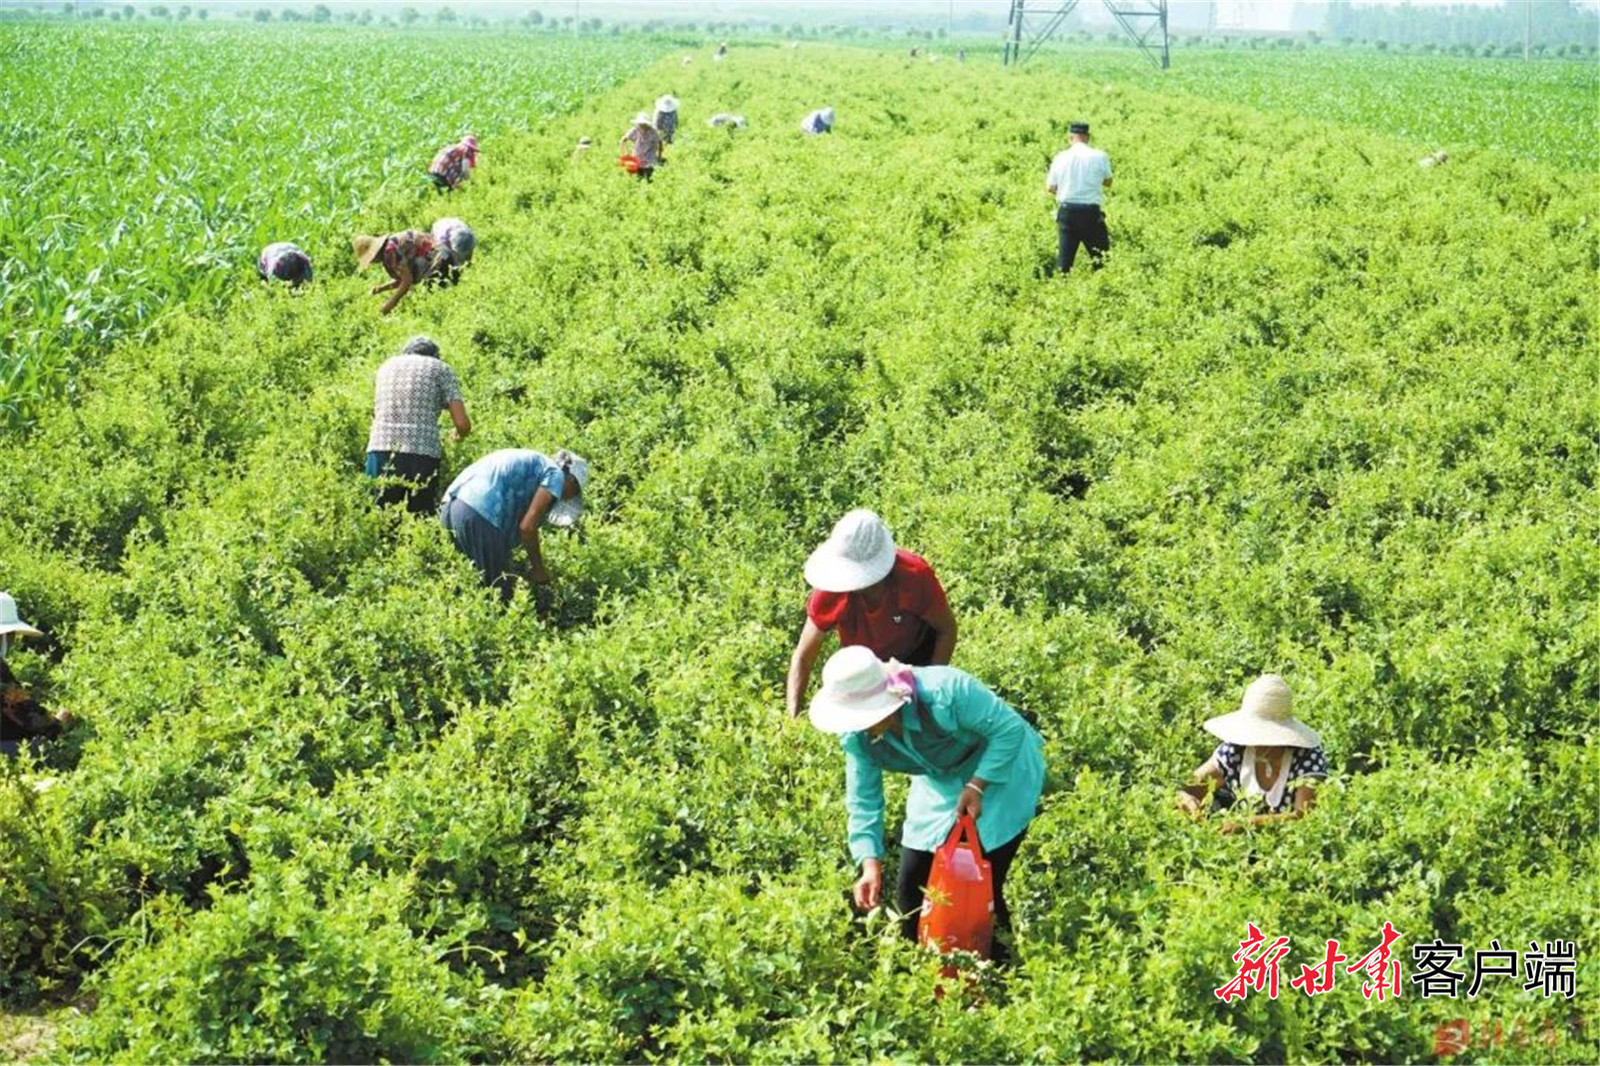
[{"xmin": 1, "ymin": 593, "xmax": 71, "ymax": 759}]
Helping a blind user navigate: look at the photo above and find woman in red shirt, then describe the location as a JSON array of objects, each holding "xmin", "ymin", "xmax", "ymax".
[{"xmin": 786, "ymin": 510, "xmax": 958, "ymax": 719}]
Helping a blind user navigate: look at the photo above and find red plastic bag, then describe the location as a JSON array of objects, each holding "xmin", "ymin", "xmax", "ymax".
[{"xmin": 917, "ymin": 814, "xmax": 994, "ymax": 959}]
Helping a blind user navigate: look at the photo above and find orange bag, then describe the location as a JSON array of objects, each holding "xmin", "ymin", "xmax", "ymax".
[
  {"xmin": 618, "ymin": 154, "xmax": 643, "ymax": 173},
  {"xmin": 917, "ymin": 814, "xmax": 994, "ymax": 959}
]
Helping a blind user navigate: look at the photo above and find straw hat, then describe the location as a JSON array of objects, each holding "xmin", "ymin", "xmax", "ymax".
[
  {"xmin": 655, "ymin": 95, "xmax": 679, "ymax": 113},
  {"xmin": 1203, "ymin": 675, "xmax": 1321, "ymax": 749},
  {"xmin": 352, "ymin": 235, "xmax": 384, "ymax": 270},
  {"xmin": 804, "ymin": 509, "xmax": 896, "ymax": 593},
  {"xmin": 632, "ymin": 113, "xmax": 656, "ymax": 128},
  {"xmin": 809, "ymin": 646, "xmax": 912, "ymax": 734},
  {"xmin": 0, "ymin": 593, "xmax": 41, "ymax": 639},
  {"xmin": 546, "ymin": 450, "xmax": 590, "ymax": 529}
]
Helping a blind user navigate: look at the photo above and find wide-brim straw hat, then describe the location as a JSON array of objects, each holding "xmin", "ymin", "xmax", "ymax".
[
  {"xmin": 352, "ymin": 235, "xmax": 384, "ymax": 270},
  {"xmin": 809, "ymin": 646, "xmax": 911, "ymax": 734},
  {"xmin": 655, "ymin": 95, "xmax": 679, "ymax": 113},
  {"xmin": 1203, "ymin": 674, "xmax": 1321, "ymax": 749},
  {"xmin": 0, "ymin": 592, "xmax": 41, "ymax": 639},
  {"xmin": 803, "ymin": 509, "xmax": 896, "ymax": 593},
  {"xmin": 546, "ymin": 451, "xmax": 590, "ymax": 529}
]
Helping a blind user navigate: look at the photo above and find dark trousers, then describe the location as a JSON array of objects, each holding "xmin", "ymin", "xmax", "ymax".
[
  {"xmin": 1056, "ymin": 203, "xmax": 1109, "ymax": 273},
  {"xmin": 440, "ymin": 497, "xmax": 516, "ymax": 602},
  {"xmin": 366, "ymin": 451, "xmax": 441, "ymax": 515},
  {"xmin": 896, "ymin": 829, "xmax": 1027, "ymax": 963}
]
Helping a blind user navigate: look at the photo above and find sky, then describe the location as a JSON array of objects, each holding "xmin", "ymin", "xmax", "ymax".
[{"xmin": 187, "ymin": 0, "xmax": 1596, "ymax": 29}]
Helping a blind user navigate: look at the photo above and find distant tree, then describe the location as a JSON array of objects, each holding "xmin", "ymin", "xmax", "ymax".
[
  {"xmin": 312, "ymin": 3, "xmax": 330, "ymax": 22},
  {"xmin": 196, "ymin": 8, "xmax": 207, "ymax": 19},
  {"xmin": 177, "ymin": 4, "xmax": 192, "ymax": 18},
  {"xmin": 151, "ymin": 4, "xmax": 170, "ymax": 17},
  {"xmin": 399, "ymin": 6, "xmax": 419, "ymax": 24},
  {"xmin": 254, "ymin": 8, "xmax": 271, "ymax": 22},
  {"xmin": 527, "ymin": 9, "xmax": 543, "ymax": 25},
  {"xmin": 434, "ymin": 6, "xmax": 456, "ymax": 23},
  {"xmin": 356, "ymin": 9, "xmax": 371, "ymax": 24},
  {"xmin": 122, "ymin": 3, "xmax": 135, "ymax": 17}
]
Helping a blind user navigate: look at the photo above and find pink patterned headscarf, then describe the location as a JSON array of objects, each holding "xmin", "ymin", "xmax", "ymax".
[{"xmin": 884, "ymin": 660, "xmax": 916, "ymax": 706}]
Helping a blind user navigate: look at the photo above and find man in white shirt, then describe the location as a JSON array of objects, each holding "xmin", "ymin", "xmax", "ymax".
[{"xmin": 1045, "ymin": 121, "xmax": 1113, "ymax": 273}]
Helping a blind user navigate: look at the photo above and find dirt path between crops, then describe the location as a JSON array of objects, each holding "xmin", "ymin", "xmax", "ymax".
[{"xmin": 0, "ymin": 1010, "xmax": 57, "ymax": 1064}]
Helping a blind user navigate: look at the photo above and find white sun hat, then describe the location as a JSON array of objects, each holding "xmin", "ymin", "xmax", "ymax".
[
  {"xmin": 803, "ymin": 509, "xmax": 897, "ymax": 593},
  {"xmin": 809, "ymin": 645, "xmax": 912, "ymax": 734},
  {"xmin": 632, "ymin": 112, "xmax": 656, "ymax": 128},
  {"xmin": 0, "ymin": 592, "xmax": 41, "ymax": 639},
  {"xmin": 655, "ymin": 94, "xmax": 679, "ymax": 113},
  {"xmin": 545, "ymin": 450, "xmax": 590, "ymax": 529},
  {"xmin": 1203, "ymin": 675, "xmax": 1321, "ymax": 749}
]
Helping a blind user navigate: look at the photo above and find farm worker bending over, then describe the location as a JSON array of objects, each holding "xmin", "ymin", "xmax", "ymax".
[
  {"xmin": 1046, "ymin": 120, "xmax": 1113, "ymax": 273},
  {"xmin": 257, "ymin": 241, "xmax": 312, "ymax": 286},
  {"xmin": 800, "ymin": 107, "xmax": 835, "ymax": 135},
  {"xmin": 708, "ymin": 113, "xmax": 747, "ymax": 131},
  {"xmin": 620, "ymin": 114, "xmax": 663, "ymax": 179},
  {"xmin": 1, "ymin": 593, "xmax": 71, "ymax": 759},
  {"xmin": 353, "ymin": 229, "xmax": 435, "ymax": 315},
  {"xmin": 1176, "ymin": 674, "xmax": 1329, "ymax": 832},
  {"xmin": 430, "ymin": 217, "xmax": 476, "ymax": 284},
  {"xmin": 786, "ymin": 510, "xmax": 957, "ymax": 719},
  {"xmin": 439, "ymin": 449, "xmax": 588, "ymax": 601},
  {"xmin": 365, "ymin": 335, "xmax": 471, "ymax": 515},
  {"xmin": 714, "ymin": 41, "xmax": 728, "ymax": 60},
  {"xmin": 809, "ymin": 646, "xmax": 1046, "ymax": 961},
  {"xmin": 429, "ymin": 134, "xmax": 479, "ymax": 191},
  {"xmin": 654, "ymin": 95, "xmax": 680, "ymax": 144}
]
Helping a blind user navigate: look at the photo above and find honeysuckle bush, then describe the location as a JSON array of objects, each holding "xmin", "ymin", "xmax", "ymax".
[{"xmin": 1, "ymin": 42, "xmax": 1595, "ymax": 1064}]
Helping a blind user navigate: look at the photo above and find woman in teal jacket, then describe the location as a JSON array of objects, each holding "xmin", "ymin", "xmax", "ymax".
[{"xmin": 809, "ymin": 645, "xmax": 1046, "ymax": 958}]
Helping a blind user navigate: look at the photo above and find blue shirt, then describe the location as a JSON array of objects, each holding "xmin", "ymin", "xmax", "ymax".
[
  {"xmin": 442, "ymin": 450, "xmax": 566, "ymax": 537},
  {"xmin": 841, "ymin": 666, "xmax": 1046, "ymax": 864}
]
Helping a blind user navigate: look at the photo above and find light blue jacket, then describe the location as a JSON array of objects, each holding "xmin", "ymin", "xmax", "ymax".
[{"xmin": 841, "ymin": 666, "xmax": 1046, "ymax": 864}]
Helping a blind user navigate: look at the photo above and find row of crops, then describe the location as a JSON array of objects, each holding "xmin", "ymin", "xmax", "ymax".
[
  {"xmin": 2, "ymin": 37, "xmax": 1597, "ymax": 1064},
  {"xmin": 0, "ymin": 22, "xmax": 662, "ymax": 430}
]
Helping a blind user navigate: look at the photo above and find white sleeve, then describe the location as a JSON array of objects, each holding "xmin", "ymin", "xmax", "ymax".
[{"xmin": 1102, "ymin": 154, "xmax": 1113, "ymax": 180}]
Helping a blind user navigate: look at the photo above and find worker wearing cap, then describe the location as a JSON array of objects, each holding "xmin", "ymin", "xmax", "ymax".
[
  {"xmin": 785, "ymin": 510, "xmax": 957, "ymax": 720},
  {"xmin": 1045, "ymin": 120, "xmax": 1112, "ymax": 273}
]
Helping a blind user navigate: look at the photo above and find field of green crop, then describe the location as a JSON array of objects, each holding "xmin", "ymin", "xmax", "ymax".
[
  {"xmin": 0, "ymin": 23, "xmax": 662, "ymax": 429},
  {"xmin": 1, "ymin": 31, "xmax": 1596, "ymax": 1065},
  {"xmin": 1124, "ymin": 47, "xmax": 1600, "ymax": 174}
]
